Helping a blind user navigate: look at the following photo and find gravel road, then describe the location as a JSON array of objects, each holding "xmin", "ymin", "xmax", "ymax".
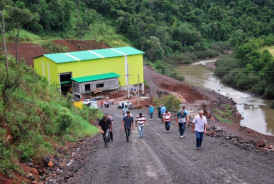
[{"xmin": 77, "ymin": 106, "xmax": 274, "ymax": 184}]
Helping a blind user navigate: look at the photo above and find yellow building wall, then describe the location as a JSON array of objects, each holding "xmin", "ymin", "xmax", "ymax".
[
  {"xmin": 33, "ymin": 56, "xmax": 59, "ymax": 85},
  {"xmin": 34, "ymin": 54, "xmax": 144, "ymax": 87},
  {"xmin": 127, "ymin": 55, "xmax": 144, "ymax": 85},
  {"xmin": 57, "ymin": 54, "xmax": 143, "ymax": 87}
]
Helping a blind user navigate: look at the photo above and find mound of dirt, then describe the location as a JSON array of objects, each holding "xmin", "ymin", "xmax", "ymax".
[
  {"xmin": 108, "ymin": 92, "xmax": 125, "ymax": 99},
  {"xmin": 0, "ymin": 43, "xmax": 45, "ymax": 66}
]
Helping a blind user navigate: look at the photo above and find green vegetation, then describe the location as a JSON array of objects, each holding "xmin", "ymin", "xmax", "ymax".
[
  {"xmin": 215, "ymin": 35, "xmax": 274, "ymax": 99},
  {"xmin": 0, "ymin": 56, "xmax": 100, "ymax": 175},
  {"xmin": 154, "ymin": 94, "xmax": 181, "ymax": 112},
  {"xmin": 270, "ymin": 101, "xmax": 274, "ymax": 109},
  {"xmin": 5, "ymin": 0, "xmax": 274, "ymax": 83},
  {"xmin": 144, "ymin": 80, "xmax": 149, "ymax": 89},
  {"xmin": 212, "ymin": 104, "xmax": 233, "ymax": 124}
]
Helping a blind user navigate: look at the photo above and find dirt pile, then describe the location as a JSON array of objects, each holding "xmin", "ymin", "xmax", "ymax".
[
  {"xmin": 0, "ymin": 43, "xmax": 45, "ymax": 66},
  {"xmin": 132, "ymin": 97, "xmax": 154, "ymax": 108},
  {"xmin": 108, "ymin": 92, "xmax": 125, "ymax": 99}
]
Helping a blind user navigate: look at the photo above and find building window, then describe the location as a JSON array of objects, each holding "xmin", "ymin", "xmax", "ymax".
[
  {"xmin": 85, "ymin": 84, "xmax": 90, "ymax": 91},
  {"xmin": 96, "ymin": 83, "xmax": 104, "ymax": 88}
]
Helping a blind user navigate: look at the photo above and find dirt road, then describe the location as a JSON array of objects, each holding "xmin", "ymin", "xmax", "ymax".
[{"xmin": 76, "ymin": 106, "xmax": 274, "ymax": 184}]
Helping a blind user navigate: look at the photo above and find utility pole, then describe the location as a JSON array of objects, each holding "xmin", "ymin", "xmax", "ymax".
[
  {"xmin": 138, "ymin": 74, "xmax": 140, "ymax": 106},
  {"xmin": 125, "ymin": 64, "xmax": 131, "ymax": 99}
]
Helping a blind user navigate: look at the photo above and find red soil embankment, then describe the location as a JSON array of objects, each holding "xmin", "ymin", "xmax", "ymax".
[
  {"xmin": 0, "ymin": 40, "xmax": 109, "ymax": 66},
  {"xmin": 0, "ymin": 43, "xmax": 45, "ymax": 66}
]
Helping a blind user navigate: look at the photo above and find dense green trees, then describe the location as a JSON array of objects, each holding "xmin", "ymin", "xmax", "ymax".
[
  {"xmin": 8, "ymin": 0, "xmax": 274, "ymax": 61},
  {"xmin": 85, "ymin": 0, "xmax": 274, "ymax": 61},
  {"xmin": 5, "ymin": 0, "xmax": 274, "ymax": 87},
  {"xmin": 215, "ymin": 35, "xmax": 274, "ymax": 99}
]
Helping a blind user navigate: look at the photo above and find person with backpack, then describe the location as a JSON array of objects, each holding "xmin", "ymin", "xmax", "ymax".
[
  {"xmin": 176, "ymin": 109, "xmax": 187, "ymax": 138},
  {"xmin": 121, "ymin": 111, "xmax": 134, "ymax": 142},
  {"xmin": 98, "ymin": 115, "xmax": 112, "ymax": 147},
  {"xmin": 135, "ymin": 113, "xmax": 147, "ymax": 138},
  {"xmin": 163, "ymin": 110, "xmax": 172, "ymax": 132}
]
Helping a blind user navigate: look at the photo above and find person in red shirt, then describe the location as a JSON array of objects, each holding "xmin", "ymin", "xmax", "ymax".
[
  {"xmin": 101, "ymin": 101, "xmax": 103, "ymax": 108},
  {"xmin": 163, "ymin": 110, "xmax": 172, "ymax": 133}
]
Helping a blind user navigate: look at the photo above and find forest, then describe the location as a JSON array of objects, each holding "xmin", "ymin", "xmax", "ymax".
[{"xmin": 4, "ymin": 0, "xmax": 274, "ymax": 92}]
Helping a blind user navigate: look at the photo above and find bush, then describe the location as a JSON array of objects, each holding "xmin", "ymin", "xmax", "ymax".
[
  {"xmin": 17, "ymin": 142, "xmax": 35, "ymax": 161},
  {"xmin": 154, "ymin": 94, "xmax": 181, "ymax": 112},
  {"xmin": 270, "ymin": 101, "xmax": 274, "ymax": 109},
  {"xmin": 262, "ymin": 83, "xmax": 274, "ymax": 99},
  {"xmin": 144, "ymin": 80, "xmax": 149, "ymax": 88},
  {"xmin": 57, "ymin": 107, "xmax": 74, "ymax": 135}
]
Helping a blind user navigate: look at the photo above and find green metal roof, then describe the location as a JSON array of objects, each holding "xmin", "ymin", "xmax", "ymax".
[
  {"xmin": 71, "ymin": 73, "xmax": 120, "ymax": 83},
  {"xmin": 41, "ymin": 47, "xmax": 144, "ymax": 64}
]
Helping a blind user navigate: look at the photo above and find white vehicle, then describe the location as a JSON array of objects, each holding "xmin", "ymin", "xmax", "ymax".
[
  {"xmin": 90, "ymin": 102, "xmax": 98, "ymax": 110},
  {"xmin": 83, "ymin": 99, "xmax": 96, "ymax": 105},
  {"xmin": 118, "ymin": 101, "xmax": 133, "ymax": 108}
]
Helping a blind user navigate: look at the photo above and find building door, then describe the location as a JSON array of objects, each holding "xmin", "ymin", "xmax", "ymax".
[{"xmin": 59, "ymin": 72, "xmax": 72, "ymax": 95}]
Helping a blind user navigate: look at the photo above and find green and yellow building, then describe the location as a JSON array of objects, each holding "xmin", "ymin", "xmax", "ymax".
[{"xmin": 33, "ymin": 47, "xmax": 144, "ymax": 98}]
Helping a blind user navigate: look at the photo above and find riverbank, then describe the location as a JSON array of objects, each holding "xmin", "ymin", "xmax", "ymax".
[
  {"xmin": 204, "ymin": 62, "xmax": 216, "ymax": 69},
  {"xmin": 144, "ymin": 64, "xmax": 274, "ymax": 151}
]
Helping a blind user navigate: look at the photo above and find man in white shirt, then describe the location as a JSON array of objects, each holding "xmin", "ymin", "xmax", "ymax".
[{"xmin": 192, "ymin": 110, "xmax": 207, "ymax": 150}]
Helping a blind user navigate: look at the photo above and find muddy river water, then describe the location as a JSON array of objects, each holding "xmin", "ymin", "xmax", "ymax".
[{"xmin": 176, "ymin": 59, "xmax": 274, "ymax": 136}]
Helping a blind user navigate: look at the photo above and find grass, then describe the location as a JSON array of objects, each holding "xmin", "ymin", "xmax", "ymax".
[
  {"xmin": 260, "ymin": 46, "xmax": 274, "ymax": 57},
  {"xmin": 0, "ymin": 56, "xmax": 101, "ymax": 174},
  {"xmin": 212, "ymin": 106, "xmax": 234, "ymax": 124}
]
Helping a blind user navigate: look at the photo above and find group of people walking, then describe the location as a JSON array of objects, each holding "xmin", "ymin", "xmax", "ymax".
[{"xmin": 98, "ymin": 105, "xmax": 207, "ymax": 150}]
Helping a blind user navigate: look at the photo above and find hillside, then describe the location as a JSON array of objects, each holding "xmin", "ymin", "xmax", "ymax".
[
  {"xmin": 0, "ymin": 54, "xmax": 101, "ymax": 182},
  {"xmin": 214, "ymin": 35, "xmax": 274, "ymax": 99}
]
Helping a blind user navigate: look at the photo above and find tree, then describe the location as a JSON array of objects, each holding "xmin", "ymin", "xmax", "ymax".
[
  {"xmin": 6, "ymin": 6, "xmax": 33, "ymax": 62},
  {"xmin": 75, "ymin": 22, "xmax": 90, "ymax": 48},
  {"xmin": 0, "ymin": 0, "xmax": 8, "ymax": 75},
  {"xmin": 145, "ymin": 36, "xmax": 164, "ymax": 62}
]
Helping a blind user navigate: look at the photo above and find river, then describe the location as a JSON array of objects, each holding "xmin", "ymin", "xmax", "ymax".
[{"xmin": 176, "ymin": 59, "xmax": 274, "ymax": 136}]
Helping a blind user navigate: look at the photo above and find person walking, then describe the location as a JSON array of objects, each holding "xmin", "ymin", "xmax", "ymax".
[
  {"xmin": 98, "ymin": 115, "xmax": 112, "ymax": 147},
  {"xmin": 148, "ymin": 105, "xmax": 155, "ymax": 120},
  {"xmin": 123, "ymin": 105, "xmax": 128, "ymax": 116},
  {"xmin": 192, "ymin": 110, "xmax": 207, "ymax": 150},
  {"xmin": 163, "ymin": 110, "xmax": 172, "ymax": 132},
  {"xmin": 121, "ymin": 111, "xmax": 134, "ymax": 142},
  {"xmin": 160, "ymin": 104, "xmax": 166, "ymax": 123},
  {"xmin": 176, "ymin": 109, "xmax": 187, "ymax": 138},
  {"xmin": 182, "ymin": 106, "xmax": 189, "ymax": 126},
  {"xmin": 101, "ymin": 101, "xmax": 103, "ymax": 108},
  {"xmin": 105, "ymin": 113, "xmax": 114, "ymax": 142},
  {"xmin": 157, "ymin": 105, "xmax": 161, "ymax": 120},
  {"xmin": 135, "ymin": 113, "xmax": 147, "ymax": 138}
]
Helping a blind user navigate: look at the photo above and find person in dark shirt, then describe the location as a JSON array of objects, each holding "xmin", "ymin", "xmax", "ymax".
[
  {"xmin": 157, "ymin": 105, "xmax": 161, "ymax": 120},
  {"xmin": 105, "ymin": 113, "xmax": 114, "ymax": 142},
  {"xmin": 98, "ymin": 115, "xmax": 112, "ymax": 147},
  {"xmin": 121, "ymin": 111, "xmax": 134, "ymax": 142}
]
